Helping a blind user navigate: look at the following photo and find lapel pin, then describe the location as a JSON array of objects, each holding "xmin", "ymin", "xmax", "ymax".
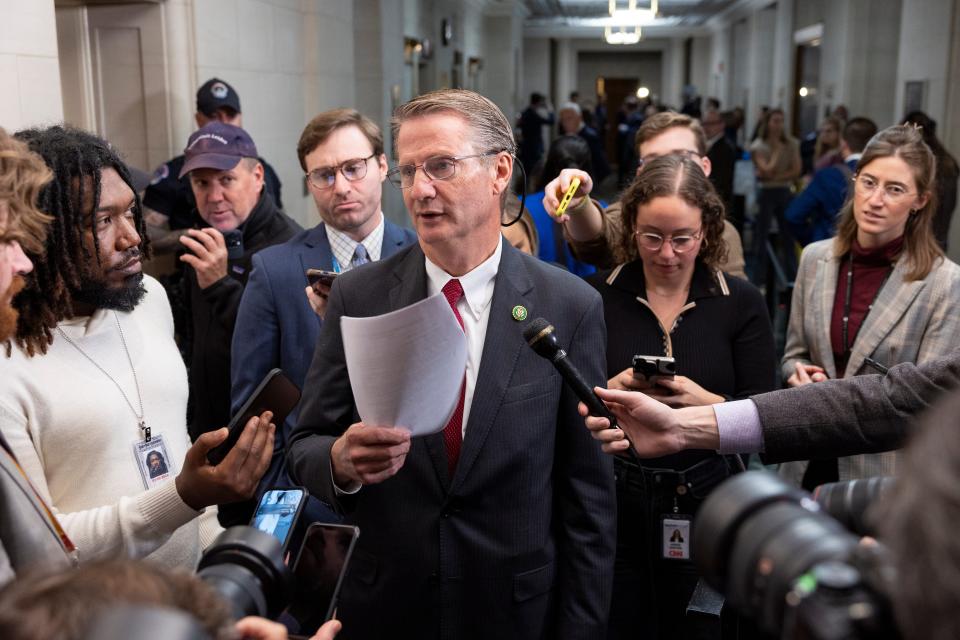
[{"xmin": 511, "ymin": 305, "xmax": 528, "ymax": 322}]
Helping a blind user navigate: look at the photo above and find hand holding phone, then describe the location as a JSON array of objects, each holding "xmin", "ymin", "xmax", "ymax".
[
  {"xmin": 207, "ymin": 369, "xmax": 301, "ymax": 465},
  {"xmin": 632, "ymin": 355, "xmax": 677, "ymax": 382},
  {"xmin": 306, "ymin": 268, "xmax": 338, "ymax": 288}
]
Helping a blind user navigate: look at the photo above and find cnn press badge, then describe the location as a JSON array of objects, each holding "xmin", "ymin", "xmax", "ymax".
[{"xmin": 662, "ymin": 514, "xmax": 692, "ymax": 560}]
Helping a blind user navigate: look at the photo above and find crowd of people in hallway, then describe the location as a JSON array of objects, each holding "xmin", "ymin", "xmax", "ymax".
[{"xmin": 0, "ymin": 74, "xmax": 958, "ymax": 640}]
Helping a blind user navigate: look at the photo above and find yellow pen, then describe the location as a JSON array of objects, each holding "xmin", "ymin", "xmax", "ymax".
[{"xmin": 554, "ymin": 177, "xmax": 581, "ymax": 217}]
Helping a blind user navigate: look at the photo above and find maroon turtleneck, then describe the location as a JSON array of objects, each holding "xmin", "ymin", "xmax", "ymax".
[{"xmin": 830, "ymin": 235, "xmax": 903, "ymax": 377}]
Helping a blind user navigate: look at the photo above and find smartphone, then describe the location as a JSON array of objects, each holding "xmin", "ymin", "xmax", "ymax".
[
  {"xmin": 632, "ymin": 355, "xmax": 677, "ymax": 381},
  {"xmin": 306, "ymin": 268, "xmax": 338, "ymax": 288},
  {"xmin": 286, "ymin": 523, "xmax": 360, "ymax": 634},
  {"xmin": 223, "ymin": 229, "xmax": 244, "ymax": 260},
  {"xmin": 206, "ymin": 369, "xmax": 301, "ymax": 465},
  {"xmin": 250, "ymin": 487, "xmax": 306, "ymax": 553}
]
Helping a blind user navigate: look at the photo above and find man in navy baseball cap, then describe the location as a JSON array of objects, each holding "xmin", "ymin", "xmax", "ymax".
[
  {"xmin": 179, "ymin": 121, "xmax": 259, "ymax": 180},
  {"xmin": 176, "ymin": 121, "xmax": 300, "ymax": 459}
]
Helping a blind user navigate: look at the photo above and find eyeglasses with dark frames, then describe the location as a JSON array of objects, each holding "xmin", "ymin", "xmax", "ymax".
[{"xmin": 306, "ymin": 153, "xmax": 378, "ymax": 190}]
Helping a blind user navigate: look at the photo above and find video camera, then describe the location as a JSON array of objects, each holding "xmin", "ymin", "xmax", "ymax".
[{"xmin": 693, "ymin": 472, "xmax": 898, "ymax": 640}]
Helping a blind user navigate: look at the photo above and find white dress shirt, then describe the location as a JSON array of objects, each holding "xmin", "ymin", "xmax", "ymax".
[{"xmin": 424, "ymin": 238, "xmax": 503, "ymax": 437}]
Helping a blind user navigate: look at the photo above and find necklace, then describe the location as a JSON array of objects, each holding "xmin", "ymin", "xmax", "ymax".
[
  {"xmin": 841, "ymin": 252, "xmax": 893, "ymax": 354},
  {"xmin": 56, "ymin": 311, "xmax": 150, "ymax": 441}
]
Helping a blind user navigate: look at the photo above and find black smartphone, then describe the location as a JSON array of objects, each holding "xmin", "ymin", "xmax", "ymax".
[
  {"xmin": 306, "ymin": 268, "xmax": 338, "ymax": 288},
  {"xmin": 286, "ymin": 523, "xmax": 360, "ymax": 634},
  {"xmin": 206, "ymin": 369, "xmax": 301, "ymax": 465},
  {"xmin": 250, "ymin": 487, "xmax": 306, "ymax": 554},
  {"xmin": 632, "ymin": 355, "xmax": 677, "ymax": 380},
  {"xmin": 223, "ymin": 229, "xmax": 244, "ymax": 260}
]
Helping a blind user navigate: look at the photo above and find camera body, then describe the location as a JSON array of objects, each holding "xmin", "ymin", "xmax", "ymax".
[{"xmin": 632, "ymin": 355, "xmax": 676, "ymax": 380}]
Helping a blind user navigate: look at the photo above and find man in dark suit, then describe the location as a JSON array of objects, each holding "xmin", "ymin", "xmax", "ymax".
[
  {"xmin": 702, "ymin": 108, "xmax": 738, "ymax": 227},
  {"xmin": 559, "ymin": 101, "xmax": 611, "ymax": 185},
  {"xmin": 785, "ymin": 117, "xmax": 878, "ymax": 246},
  {"xmin": 288, "ymin": 89, "xmax": 616, "ymax": 639},
  {"xmin": 230, "ymin": 109, "xmax": 416, "ymax": 522}
]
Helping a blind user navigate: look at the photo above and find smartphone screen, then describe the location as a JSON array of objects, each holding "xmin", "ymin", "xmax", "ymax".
[
  {"xmin": 287, "ymin": 523, "xmax": 360, "ymax": 634},
  {"xmin": 251, "ymin": 488, "xmax": 305, "ymax": 550}
]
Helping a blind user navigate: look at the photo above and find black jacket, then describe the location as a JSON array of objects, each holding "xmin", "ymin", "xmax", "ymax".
[
  {"xmin": 586, "ymin": 259, "xmax": 777, "ymax": 469},
  {"xmin": 186, "ymin": 190, "xmax": 301, "ymax": 440}
]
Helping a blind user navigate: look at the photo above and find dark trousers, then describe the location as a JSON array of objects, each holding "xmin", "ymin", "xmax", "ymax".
[
  {"xmin": 608, "ymin": 456, "xmax": 736, "ymax": 640},
  {"xmin": 752, "ymin": 186, "xmax": 797, "ymax": 286}
]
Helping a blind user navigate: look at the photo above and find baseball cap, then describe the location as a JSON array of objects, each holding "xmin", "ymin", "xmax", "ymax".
[
  {"xmin": 179, "ymin": 122, "xmax": 259, "ymax": 178},
  {"xmin": 196, "ymin": 78, "xmax": 241, "ymax": 116}
]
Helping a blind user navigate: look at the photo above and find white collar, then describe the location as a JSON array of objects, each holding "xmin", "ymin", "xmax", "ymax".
[{"xmin": 425, "ymin": 238, "xmax": 502, "ymax": 320}]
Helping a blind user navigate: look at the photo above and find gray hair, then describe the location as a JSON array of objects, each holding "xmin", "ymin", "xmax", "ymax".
[{"xmin": 391, "ymin": 89, "xmax": 516, "ymax": 157}]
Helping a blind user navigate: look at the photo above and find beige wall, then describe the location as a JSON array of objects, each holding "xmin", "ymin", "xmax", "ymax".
[{"xmin": 0, "ymin": 0, "xmax": 63, "ymax": 132}]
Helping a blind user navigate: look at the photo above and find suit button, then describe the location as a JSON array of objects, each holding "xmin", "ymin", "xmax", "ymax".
[{"xmin": 441, "ymin": 509, "xmax": 451, "ymax": 518}]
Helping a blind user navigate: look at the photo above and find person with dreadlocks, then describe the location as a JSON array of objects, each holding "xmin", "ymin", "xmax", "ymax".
[{"xmin": 0, "ymin": 125, "xmax": 274, "ymax": 570}]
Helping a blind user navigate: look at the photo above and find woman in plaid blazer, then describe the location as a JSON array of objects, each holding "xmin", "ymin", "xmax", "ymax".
[{"xmin": 781, "ymin": 124, "xmax": 960, "ymax": 486}]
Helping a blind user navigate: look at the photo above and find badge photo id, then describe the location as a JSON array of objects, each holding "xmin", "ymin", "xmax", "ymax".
[
  {"xmin": 134, "ymin": 435, "xmax": 174, "ymax": 490},
  {"xmin": 662, "ymin": 515, "xmax": 692, "ymax": 561}
]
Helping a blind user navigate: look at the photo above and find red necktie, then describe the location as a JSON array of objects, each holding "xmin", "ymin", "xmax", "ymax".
[{"xmin": 441, "ymin": 278, "xmax": 466, "ymax": 478}]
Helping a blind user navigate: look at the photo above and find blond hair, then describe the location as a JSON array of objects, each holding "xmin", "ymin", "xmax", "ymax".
[
  {"xmin": 834, "ymin": 124, "xmax": 941, "ymax": 281},
  {"xmin": 0, "ymin": 127, "xmax": 52, "ymax": 256}
]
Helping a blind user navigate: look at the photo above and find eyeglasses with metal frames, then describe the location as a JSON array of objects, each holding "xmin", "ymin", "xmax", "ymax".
[
  {"xmin": 387, "ymin": 151, "xmax": 502, "ymax": 189},
  {"xmin": 306, "ymin": 153, "xmax": 378, "ymax": 190},
  {"xmin": 853, "ymin": 174, "xmax": 915, "ymax": 203},
  {"xmin": 634, "ymin": 228, "xmax": 703, "ymax": 253}
]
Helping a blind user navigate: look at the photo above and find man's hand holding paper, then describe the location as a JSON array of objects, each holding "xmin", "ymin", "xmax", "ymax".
[{"xmin": 333, "ymin": 293, "xmax": 468, "ymax": 486}]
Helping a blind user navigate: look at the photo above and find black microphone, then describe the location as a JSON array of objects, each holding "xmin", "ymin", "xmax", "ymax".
[{"xmin": 523, "ymin": 317, "xmax": 618, "ymax": 428}]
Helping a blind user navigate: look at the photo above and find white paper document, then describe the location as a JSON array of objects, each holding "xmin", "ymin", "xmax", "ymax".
[{"xmin": 341, "ymin": 293, "xmax": 467, "ymax": 437}]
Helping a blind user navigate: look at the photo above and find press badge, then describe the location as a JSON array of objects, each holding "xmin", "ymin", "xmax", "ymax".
[
  {"xmin": 133, "ymin": 435, "xmax": 175, "ymax": 490},
  {"xmin": 662, "ymin": 515, "xmax": 692, "ymax": 560}
]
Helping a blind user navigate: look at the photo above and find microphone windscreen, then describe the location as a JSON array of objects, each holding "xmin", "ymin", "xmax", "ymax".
[{"xmin": 522, "ymin": 317, "xmax": 551, "ymax": 344}]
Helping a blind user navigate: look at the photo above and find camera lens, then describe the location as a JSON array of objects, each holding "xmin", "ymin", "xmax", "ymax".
[
  {"xmin": 813, "ymin": 477, "xmax": 894, "ymax": 537},
  {"xmin": 694, "ymin": 472, "xmax": 862, "ymax": 634},
  {"xmin": 196, "ymin": 526, "xmax": 295, "ymax": 620}
]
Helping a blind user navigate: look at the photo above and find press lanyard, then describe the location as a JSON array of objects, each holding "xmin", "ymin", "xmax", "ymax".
[
  {"xmin": 331, "ymin": 256, "xmax": 342, "ymax": 274},
  {"xmin": 841, "ymin": 252, "xmax": 893, "ymax": 354}
]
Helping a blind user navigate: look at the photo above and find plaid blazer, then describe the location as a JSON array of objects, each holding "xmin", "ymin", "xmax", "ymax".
[{"xmin": 780, "ymin": 238, "xmax": 960, "ymax": 481}]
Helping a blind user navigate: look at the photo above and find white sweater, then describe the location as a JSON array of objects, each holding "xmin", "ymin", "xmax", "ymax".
[{"xmin": 0, "ymin": 275, "xmax": 221, "ymax": 568}]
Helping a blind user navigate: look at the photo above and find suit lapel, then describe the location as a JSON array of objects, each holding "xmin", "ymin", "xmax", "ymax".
[
  {"xmin": 450, "ymin": 241, "xmax": 533, "ymax": 492},
  {"xmin": 0, "ymin": 435, "xmax": 65, "ymax": 549},
  {"xmin": 815, "ymin": 250, "xmax": 840, "ymax": 378},
  {"xmin": 386, "ymin": 245, "xmax": 453, "ymax": 487},
  {"xmin": 298, "ymin": 224, "xmax": 335, "ymax": 284},
  {"xmin": 846, "ymin": 261, "xmax": 925, "ymax": 375},
  {"xmin": 381, "ymin": 220, "xmax": 410, "ymax": 258}
]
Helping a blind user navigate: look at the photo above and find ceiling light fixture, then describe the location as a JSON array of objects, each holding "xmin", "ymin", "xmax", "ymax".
[{"xmin": 604, "ymin": 0, "xmax": 657, "ymax": 45}]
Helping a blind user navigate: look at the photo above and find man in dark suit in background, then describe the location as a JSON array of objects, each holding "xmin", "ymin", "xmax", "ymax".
[
  {"xmin": 288, "ymin": 89, "xmax": 616, "ymax": 639},
  {"xmin": 230, "ymin": 109, "xmax": 415, "ymax": 523},
  {"xmin": 702, "ymin": 108, "xmax": 739, "ymax": 229}
]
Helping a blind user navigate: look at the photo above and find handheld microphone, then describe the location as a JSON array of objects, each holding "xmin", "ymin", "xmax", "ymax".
[{"xmin": 522, "ymin": 317, "xmax": 619, "ymax": 428}]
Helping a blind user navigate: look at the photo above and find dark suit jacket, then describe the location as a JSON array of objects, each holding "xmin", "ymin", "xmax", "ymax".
[
  {"xmin": 707, "ymin": 135, "xmax": 737, "ymax": 209},
  {"xmin": 231, "ymin": 219, "xmax": 417, "ymax": 430},
  {"xmin": 288, "ymin": 239, "xmax": 616, "ymax": 640},
  {"xmin": 0, "ymin": 430, "xmax": 73, "ymax": 585},
  {"xmin": 754, "ymin": 349, "xmax": 960, "ymax": 463}
]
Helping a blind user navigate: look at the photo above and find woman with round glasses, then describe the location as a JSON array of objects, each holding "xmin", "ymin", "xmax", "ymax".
[
  {"xmin": 780, "ymin": 124, "xmax": 960, "ymax": 488},
  {"xmin": 587, "ymin": 154, "xmax": 776, "ymax": 640}
]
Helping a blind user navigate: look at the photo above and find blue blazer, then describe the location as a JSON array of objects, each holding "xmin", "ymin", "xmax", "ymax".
[
  {"xmin": 785, "ymin": 158, "xmax": 857, "ymax": 246},
  {"xmin": 231, "ymin": 220, "xmax": 417, "ymax": 430}
]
